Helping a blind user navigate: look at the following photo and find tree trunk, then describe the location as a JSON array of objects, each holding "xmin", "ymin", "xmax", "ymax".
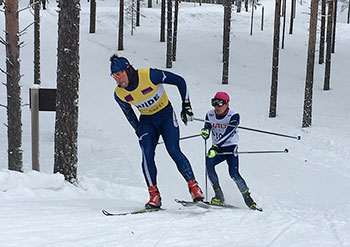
[
  {"xmin": 148, "ymin": 0, "xmax": 152, "ymax": 8},
  {"xmin": 160, "ymin": 0, "xmax": 166, "ymax": 42},
  {"xmin": 172, "ymin": 0, "xmax": 179, "ymax": 61},
  {"xmin": 289, "ymin": 0, "xmax": 296, "ymax": 34},
  {"xmin": 89, "ymin": 0, "xmax": 96, "ymax": 33},
  {"xmin": 331, "ymin": 0, "xmax": 337, "ymax": 53},
  {"xmin": 55, "ymin": 0, "xmax": 80, "ymax": 183},
  {"xmin": 318, "ymin": 0, "xmax": 326, "ymax": 64},
  {"xmin": 261, "ymin": 6, "xmax": 264, "ymax": 31},
  {"xmin": 250, "ymin": 0, "xmax": 254, "ymax": 36},
  {"xmin": 237, "ymin": 0, "xmax": 241, "ymax": 12},
  {"xmin": 166, "ymin": 0, "xmax": 172, "ymax": 68},
  {"xmin": 244, "ymin": 0, "xmax": 248, "ymax": 12},
  {"xmin": 323, "ymin": 0, "xmax": 333, "ymax": 90},
  {"xmin": 42, "ymin": 0, "xmax": 47, "ymax": 10},
  {"xmin": 5, "ymin": 0, "xmax": 23, "ymax": 172},
  {"xmin": 136, "ymin": 0, "xmax": 140, "ymax": 26},
  {"xmin": 302, "ymin": 0, "xmax": 319, "ymax": 128},
  {"xmin": 118, "ymin": 0, "xmax": 124, "ymax": 50},
  {"xmin": 269, "ymin": 0, "xmax": 281, "ymax": 118},
  {"xmin": 347, "ymin": 0, "xmax": 350, "ymax": 24},
  {"xmin": 131, "ymin": 0, "xmax": 135, "ymax": 35},
  {"xmin": 222, "ymin": 0, "xmax": 232, "ymax": 85},
  {"xmin": 34, "ymin": 0, "xmax": 41, "ymax": 85},
  {"xmin": 281, "ymin": 0, "xmax": 287, "ymax": 49}
]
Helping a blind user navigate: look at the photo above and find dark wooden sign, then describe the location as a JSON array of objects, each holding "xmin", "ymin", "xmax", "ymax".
[{"xmin": 29, "ymin": 88, "xmax": 57, "ymax": 111}]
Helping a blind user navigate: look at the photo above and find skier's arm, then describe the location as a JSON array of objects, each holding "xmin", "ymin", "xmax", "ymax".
[
  {"xmin": 216, "ymin": 113, "xmax": 240, "ymax": 147},
  {"xmin": 114, "ymin": 92, "xmax": 139, "ymax": 133},
  {"xmin": 204, "ymin": 114, "xmax": 212, "ymax": 130},
  {"xmin": 150, "ymin": 69, "xmax": 189, "ymax": 101}
]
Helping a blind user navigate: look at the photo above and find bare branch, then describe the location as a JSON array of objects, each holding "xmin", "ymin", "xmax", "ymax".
[
  {"xmin": 22, "ymin": 103, "xmax": 30, "ymax": 107},
  {"xmin": 0, "ymin": 67, "xmax": 8, "ymax": 75},
  {"xmin": 0, "ymin": 36, "xmax": 7, "ymax": 46},
  {"xmin": 18, "ymin": 1, "xmax": 41, "ymax": 13},
  {"xmin": 19, "ymin": 22, "xmax": 34, "ymax": 35},
  {"xmin": 6, "ymin": 57, "xmax": 14, "ymax": 67},
  {"xmin": 0, "ymin": 104, "xmax": 7, "ymax": 109}
]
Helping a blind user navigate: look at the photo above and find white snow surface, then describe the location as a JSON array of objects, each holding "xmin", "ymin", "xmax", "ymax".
[{"xmin": 1, "ymin": 0, "xmax": 350, "ymax": 246}]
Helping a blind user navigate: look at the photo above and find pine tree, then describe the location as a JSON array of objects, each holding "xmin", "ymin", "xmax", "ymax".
[
  {"xmin": 269, "ymin": 0, "xmax": 282, "ymax": 118},
  {"xmin": 166, "ymin": 0, "xmax": 173, "ymax": 68},
  {"xmin": 302, "ymin": 0, "xmax": 319, "ymax": 128},
  {"xmin": 34, "ymin": 0, "xmax": 41, "ymax": 85},
  {"xmin": 324, "ymin": 0, "xmax": 334, "ymax": 90},
  {"xmin": 118, "ymin": 0, "xmax": 124, "ymax": 50},
  {"xmin": 54, "ymin": 0, "xmax": 80, "ymax": 183},
  {"xmin": 222, "ymin": 0, "xmax": 232, "ymax": 85},
  {"xmin": 5, "ymin": 0, "xmax": 23, "ymax": 172}
]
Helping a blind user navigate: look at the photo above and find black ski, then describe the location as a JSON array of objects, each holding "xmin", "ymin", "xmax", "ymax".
[
  {"xmin": 175, "ymin": 199, "xmax": 263, "ymax": 211},
  {"xmin": 204, "ymin": 201, "xmax": 240, "ymax": 209},
  {"xmin": 174, "ymin": 199, "xmax": 210, "ymax": 209},
  {"xmin": 102, "ymin": 208, "xmax": 164, "ymax": 216}
]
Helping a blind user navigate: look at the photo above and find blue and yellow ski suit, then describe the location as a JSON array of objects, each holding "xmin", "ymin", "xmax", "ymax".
[{"xmin": 114, "ymin": 68, "xmax": 195, "ymax": 187}]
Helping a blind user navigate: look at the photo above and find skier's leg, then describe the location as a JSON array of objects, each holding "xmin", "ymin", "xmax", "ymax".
[
  {"xmin": 161, "ymin": 110, "xmax": 204, "ymax": 201},
  {"xmin": 139, "ymin": 120, "xmax": 160, "ymax": 187},
  {"xmin": 161, "ymin": 110, "xmax": 194, "ymax": 181},
  {"xmin": 206, "ymin": 155, "xmax": 226, "ymax": 203},
  {"xmin": 139, "ymin": 120, "xmax": 163, "ymax": 208},
  {"xmin": 226, "ymin": 146, "xmax": 257, "ymax": 209}
]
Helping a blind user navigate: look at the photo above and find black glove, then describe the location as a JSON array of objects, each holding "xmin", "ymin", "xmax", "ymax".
[{"xmin": 180, "ymin": 100, "xmax": 194, "ymax": 125}]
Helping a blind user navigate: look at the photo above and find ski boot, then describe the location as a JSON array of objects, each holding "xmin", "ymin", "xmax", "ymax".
[
  {"xmin": 188, "ymin": 179, "xmax": 204, "ymax": 202},
  {"xmin": 242, "ymin": 191, "xmax": 259, "ymax": 210},
  {"xmin": 145, "ymin": 185, "xmax": 162, "ymax": 209},
  {"xmin": 210, "ymin": 184, "xmax": 225, "ymax": 206}
]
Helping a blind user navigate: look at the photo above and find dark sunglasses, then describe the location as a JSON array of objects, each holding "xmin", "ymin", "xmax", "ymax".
[{"xmin": 211, "ymin": 98, "xmax": 227, "ymax": 107}]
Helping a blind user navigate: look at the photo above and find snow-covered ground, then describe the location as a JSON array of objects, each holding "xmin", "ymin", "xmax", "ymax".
[{"xmin": 1, "ymin": 0, "xmax": 350, "ymax": 246}]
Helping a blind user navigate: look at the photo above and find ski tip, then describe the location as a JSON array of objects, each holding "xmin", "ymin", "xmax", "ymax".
[
  {"xmin": 102, "ymin": 209, "xmax": 112, "ymax": 216},
  {"xmin": 284, "ymin": 148, "xmax": 289, "ymax": 153},
  {"xmin": 297, "ymin": 135, "xmax": 301, "ymax": 140}
]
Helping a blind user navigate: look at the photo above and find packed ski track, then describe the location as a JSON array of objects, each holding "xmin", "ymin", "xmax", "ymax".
[{"xmin": 1, "ymin": 0, "xmax": 350, "ymax": 246}]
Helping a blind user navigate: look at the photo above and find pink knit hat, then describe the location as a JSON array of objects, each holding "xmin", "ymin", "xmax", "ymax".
[{"xmin": 213, "ymin": 92, "xmax": 230, "ymax": 101}]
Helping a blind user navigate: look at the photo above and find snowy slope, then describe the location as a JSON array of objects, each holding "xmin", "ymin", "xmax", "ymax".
[{"xmin": 1, "ymin": 0, "xmax": 350, "ymax": 246}]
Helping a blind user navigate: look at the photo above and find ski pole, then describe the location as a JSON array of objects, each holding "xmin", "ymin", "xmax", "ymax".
[
  {"xmin": 157, "ymin": 133, "xmax": 201, "ymax": 144},
  {"xmin": 216, "ymin": 148, "xmax": 289, "ymax": 155},
  {"xmin": 193, "ymin": 117, "xmax": 301, "ymax": 140},
  {"xmin": 204, "ymin": 139, "xmax": 208, "ymax": 200}
]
